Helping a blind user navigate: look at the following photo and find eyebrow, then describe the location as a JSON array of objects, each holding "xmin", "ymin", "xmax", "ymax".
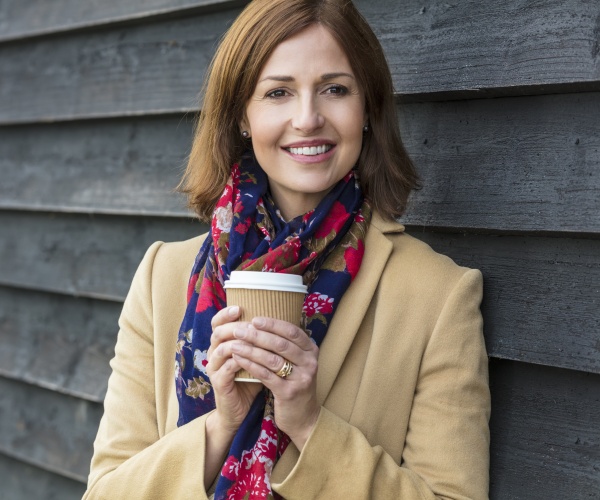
[{"xmin": 258, "ymin": 72, "xmax": 355, "ymax": 83}]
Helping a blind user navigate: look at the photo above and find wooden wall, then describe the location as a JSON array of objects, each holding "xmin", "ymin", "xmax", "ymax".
[{"xmin": 1, "ymin": 1, "xmax": 598, "ymax": 498}]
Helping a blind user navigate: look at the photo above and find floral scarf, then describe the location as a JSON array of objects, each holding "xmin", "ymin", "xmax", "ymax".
[{"xmin": 175, "ymin": 153, "xmax": 371, "ymax": 499}]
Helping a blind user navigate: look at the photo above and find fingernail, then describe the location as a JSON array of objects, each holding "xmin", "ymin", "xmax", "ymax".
[
  {"xmin": 253, "ymin": 317, "xmax": 266, "ymax": 328},
  {"xmin": 233, "ymin": 327, "xmax": 246, "ymax": 339},
  {"xmin": 229, "ymin": 306, "xmax": 240, "ymax": 317}
]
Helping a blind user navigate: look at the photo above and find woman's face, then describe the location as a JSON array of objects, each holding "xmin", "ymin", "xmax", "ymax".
[{"xmin": 242, "ymin": 24, "xmax": 366, "ymax": 220}]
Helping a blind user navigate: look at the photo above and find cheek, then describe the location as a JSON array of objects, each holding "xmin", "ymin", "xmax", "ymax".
[
  {"xmin": 335, "ymin": 103, "xmax": 365, "ymax": 138},
  {"xmin": 247, "ymin": 109, "xmax": 285, "ymax": 147}
]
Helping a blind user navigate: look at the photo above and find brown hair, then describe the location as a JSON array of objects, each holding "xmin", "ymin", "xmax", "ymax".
[{"xmin": 179, "ymin": 0, "xmax": 419, "ymax": 221}]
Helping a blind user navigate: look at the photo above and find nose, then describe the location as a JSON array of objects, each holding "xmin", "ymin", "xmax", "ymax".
[{"xmin": 291, "ymin": 94, "xmax": 325, "ymax": 133}]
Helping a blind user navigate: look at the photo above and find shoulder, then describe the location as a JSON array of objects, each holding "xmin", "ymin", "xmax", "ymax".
[
  {"xmin": 367, "ymin": 211, "xmax": 482, "ymax": 309},
  {"xmin": 152, "ymin": 233, "xmax": 208, "ymax": 277},
  {"xmin": 129, "ymin": 232, "xmax": 208, "ymax": 298}
]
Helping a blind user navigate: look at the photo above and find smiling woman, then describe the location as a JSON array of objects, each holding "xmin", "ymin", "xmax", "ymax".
[
  {"xmin": 84, "ymin": 1, "xmax": 490, "ymax": 499},
  {"xmin": 242, "ymin": 24, "xmax": 366, "ymax": 219}
]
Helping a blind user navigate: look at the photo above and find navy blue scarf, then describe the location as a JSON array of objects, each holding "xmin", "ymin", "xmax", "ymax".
[{"xmin": 175, "ymin": 154, "xmax": 370, "ymax": 498}]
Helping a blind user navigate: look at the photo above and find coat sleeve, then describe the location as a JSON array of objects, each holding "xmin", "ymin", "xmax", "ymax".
[
  {"xmin": 83, "ymin": 242, "xmax": 212, "ymax": 500},
  {"xmin": 272, "ymin": 269, "xmax": 490, "ymax": 500}
]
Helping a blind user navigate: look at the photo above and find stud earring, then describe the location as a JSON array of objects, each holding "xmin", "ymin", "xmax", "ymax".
[
  {"xmin": 363, "ymin": 124, "xmax": 369, "ymax": 133},
  {"xmin": 241, "ymin": 130, "xmax": 250, "ymax": 139}
]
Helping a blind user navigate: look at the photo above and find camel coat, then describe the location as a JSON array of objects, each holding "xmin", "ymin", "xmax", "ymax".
[{"xmin": 84, "ymin": 212, "xmax": 490, "ymax": 499}]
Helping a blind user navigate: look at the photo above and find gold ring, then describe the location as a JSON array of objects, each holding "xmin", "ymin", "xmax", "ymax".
[{"xmin": 275, "ymin": 360, "xmax": 293, "ymax": 379}]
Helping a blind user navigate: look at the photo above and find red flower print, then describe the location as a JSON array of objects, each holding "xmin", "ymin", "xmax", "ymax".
[
  {"xmin": 234, "ymin": 222, "xmax": 248, "ymax": 234},
  {"xmin": 193, "ymin": 349, "xmax": 209, "ymax": 374},
  {"xmin": 303, "ymin": 293, "xmax": 334, "ymax": 317},
  {"xmin": 231, "ymin": 163, "xmax": 241, "ymax": 186},
  {"xmin": 344, "ymin": 240, "xmax": 365, "ymax": 280},
  {"xmin": 187, "ymin": 272, "xmax": 199, "ymax": 303},
  {"xmin": 221, "ymin": 417, "xmax": 279, "ymax": 499},
  {"xmin": 302, "ymin": 209, "xmax": 315, "ymax": 223},
  {"xmin": 315, "ymin": 201, "xmax": 350, "ymax": 238},
  {"xmin": 260, "ymin": 237, "xmax": 301, "ymax": 272},
  {"xmin": 234, "ymin": 199, "xmax": 245, "ymax": 214},
  {"xmin": 195, "ymin": 278, "xmax": 226, "ymax": 313},
  {"xmin": 215, "ymin": 180, "xmax": 233, "ymax": 210}
]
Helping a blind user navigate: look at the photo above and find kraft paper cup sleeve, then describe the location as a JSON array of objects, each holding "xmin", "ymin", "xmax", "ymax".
[{"xmin": 224, "ymin": 272, "xmax": 306, "ymax": 382}]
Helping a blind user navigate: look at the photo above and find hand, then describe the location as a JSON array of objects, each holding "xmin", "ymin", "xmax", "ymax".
[
  {"xmin": 230, "ymin": 317, "xmax": 321, "ymax": 450},
  {"xmin": 206, "ymin": 306, "xmax": 263, "ymax": 436}
]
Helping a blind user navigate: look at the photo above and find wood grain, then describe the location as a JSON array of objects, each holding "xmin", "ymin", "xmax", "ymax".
[
  {"xmin": 489, "ymin": 359, "xmax": 600, "ymax": 498},
  {"xmin": 0, "ymin": 286, "xmax": 121, "ymax": 403},
  {"xmin": 0, "ymin": 452, "xmax": 85, "ymax": 499},
  {"xmin": 1, "ymin": 0, "xmax": 599, "ymax": 123},
  {"xmin": 0, "ymin": 212, "xmax": 205, "ymax": 301},
  {"xmin": 0, "ymin": 0, "xmax": 245, "ymax": 42},
  {"xmin": 0, "ymin": 376, "xmax": 102, "ymax": 482},
  {"xmin": 0, "ymin": 7, "xmax": 240, "ymax": 124},
  {"xmin": 356, "ymin": 0, "xmax": 600, "ymax": 100},
  {"xmin": 399, "ymin": 92, "xmax": 600, "ymax": 233},
  {"xmin": 0, "ymin": 115, "xmax": 193, "ymax": 216}
]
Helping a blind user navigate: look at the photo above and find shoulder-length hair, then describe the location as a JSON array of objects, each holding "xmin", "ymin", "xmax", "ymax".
[{"xmin": 179, "ymin": 0, "xmax": 419, "ymax": 221}]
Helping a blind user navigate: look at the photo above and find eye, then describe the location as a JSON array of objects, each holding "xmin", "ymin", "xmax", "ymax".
[
  {"xmin": 324, "ymin": 85, "xmax": 348, "ymax": 96},
  {"xmin": 265, "ymin": 88, "xmax": 289, "ymax": 98}
]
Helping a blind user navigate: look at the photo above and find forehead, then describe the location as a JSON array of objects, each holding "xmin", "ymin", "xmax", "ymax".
[{"xmin": 257, "ymin": 24, "xmax": 353, "ymax": 78}]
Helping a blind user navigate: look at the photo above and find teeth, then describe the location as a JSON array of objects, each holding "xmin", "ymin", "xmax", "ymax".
[{"xmin": 288, "ymin": 144, "xmax": 332, "ymax": 156}]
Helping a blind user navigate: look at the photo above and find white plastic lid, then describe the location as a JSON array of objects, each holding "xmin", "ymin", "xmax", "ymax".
[{"xmin": 224, "ymin": 271, "xmax": 307, "ymax": 293}]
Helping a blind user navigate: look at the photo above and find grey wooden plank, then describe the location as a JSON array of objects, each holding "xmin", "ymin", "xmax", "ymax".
[
  {"xmin": 0, "ymin": 7, "xmax": 241, "ymax": 124},
  {"xmin": 0, "ymin": 0, "xmax": 245, "ymax": 42},
  {"xmin": 0, "ymin": 211, "xmax": 205, "ymax": 301},
  {"xmin": 0, "ymin": 286, "xmax": 121, "ymax": 403},
  {"xmin": 489, "ymin": 359, "xmax": 600, "ymax": 499},
  {"xmin": 1, "ymin": 0, "xmax": 600, "ymax": 124},
  {"xmin": 0, "ymin": 115, "xmax": 193, "ymax": 216},
  {"xmin": 410, "ymin": 231, "xmax": 600, "ymax": 375},
  {"xmin": 0, "ymin": 376, "xmax": 102, "ymax": 483},
  {"xmin": 2, "ymin": 92, "xmax": 599, "ymax": 233},
  {"xmin": 0, "ymin": 452, "xmax": 85, "ymax": 500},
  {"xmin": 399, "ymin": 92, "xmax": 600, "ymax": 233},
  {"xmin": 356, "ymin": 0, "xmax": 600, "ymax": 100}
]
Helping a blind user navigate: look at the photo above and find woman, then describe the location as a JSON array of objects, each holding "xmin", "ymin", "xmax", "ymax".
[{"xmin": 84, "ymin": 1, "xmax": 490, "ymax": 499}]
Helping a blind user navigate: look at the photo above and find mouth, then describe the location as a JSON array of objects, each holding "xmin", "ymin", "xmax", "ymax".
[{"xmin": 284, "ymin": 144, "xmax": 334, "ymax": 156}]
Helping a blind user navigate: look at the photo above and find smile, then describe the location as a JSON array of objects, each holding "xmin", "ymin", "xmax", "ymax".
[{"xmin": 285, "ymin": 144, "xmax": 333, "ymax": 156}]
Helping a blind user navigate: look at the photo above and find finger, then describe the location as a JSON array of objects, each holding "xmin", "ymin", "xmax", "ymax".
[
  {"xmin": 211, "ymin": 356, "xmax": 242, "ymax": 383},
  {"xmin": 207, "ymin": 339, "xmax": 239, "ymax": 373},
  {"xmin": 210, "ymin": 305, "xmax": 241, "ymax": 330},
  {"xmin": 233, "ymin": 324, "xmax": 301, "ymax": 363},
  {"xmin": 209, "ymin": 356, "xmax": 245, "ymax": 395},
  {"xmin": 251, "ymin": 317, "xmax": 314, "ymax": 350},
  {"xmin": 232, "ymin": 353, "xmax": 285, "ymax": 389},
  {"xmin": 210, "ymin": 308, "xmax": 250, "ymax": 354},
  {"xmin": 231, "ymin": 340, "xmax": 286, "ymax": 374}
]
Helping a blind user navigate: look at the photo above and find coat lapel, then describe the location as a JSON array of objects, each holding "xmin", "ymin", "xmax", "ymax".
[
  {"xmin": 315, "ymin": 213, "xmax": 402, "ymax": 405},
  {"xmin": 272, "ymin": 213, "xmax": 404, "ymax": 484}
]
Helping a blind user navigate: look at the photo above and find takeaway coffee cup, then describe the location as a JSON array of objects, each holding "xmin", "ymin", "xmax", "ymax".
[{"xmin": 224, "ymin": 271, "xmax": 307, "ymax": 382}]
